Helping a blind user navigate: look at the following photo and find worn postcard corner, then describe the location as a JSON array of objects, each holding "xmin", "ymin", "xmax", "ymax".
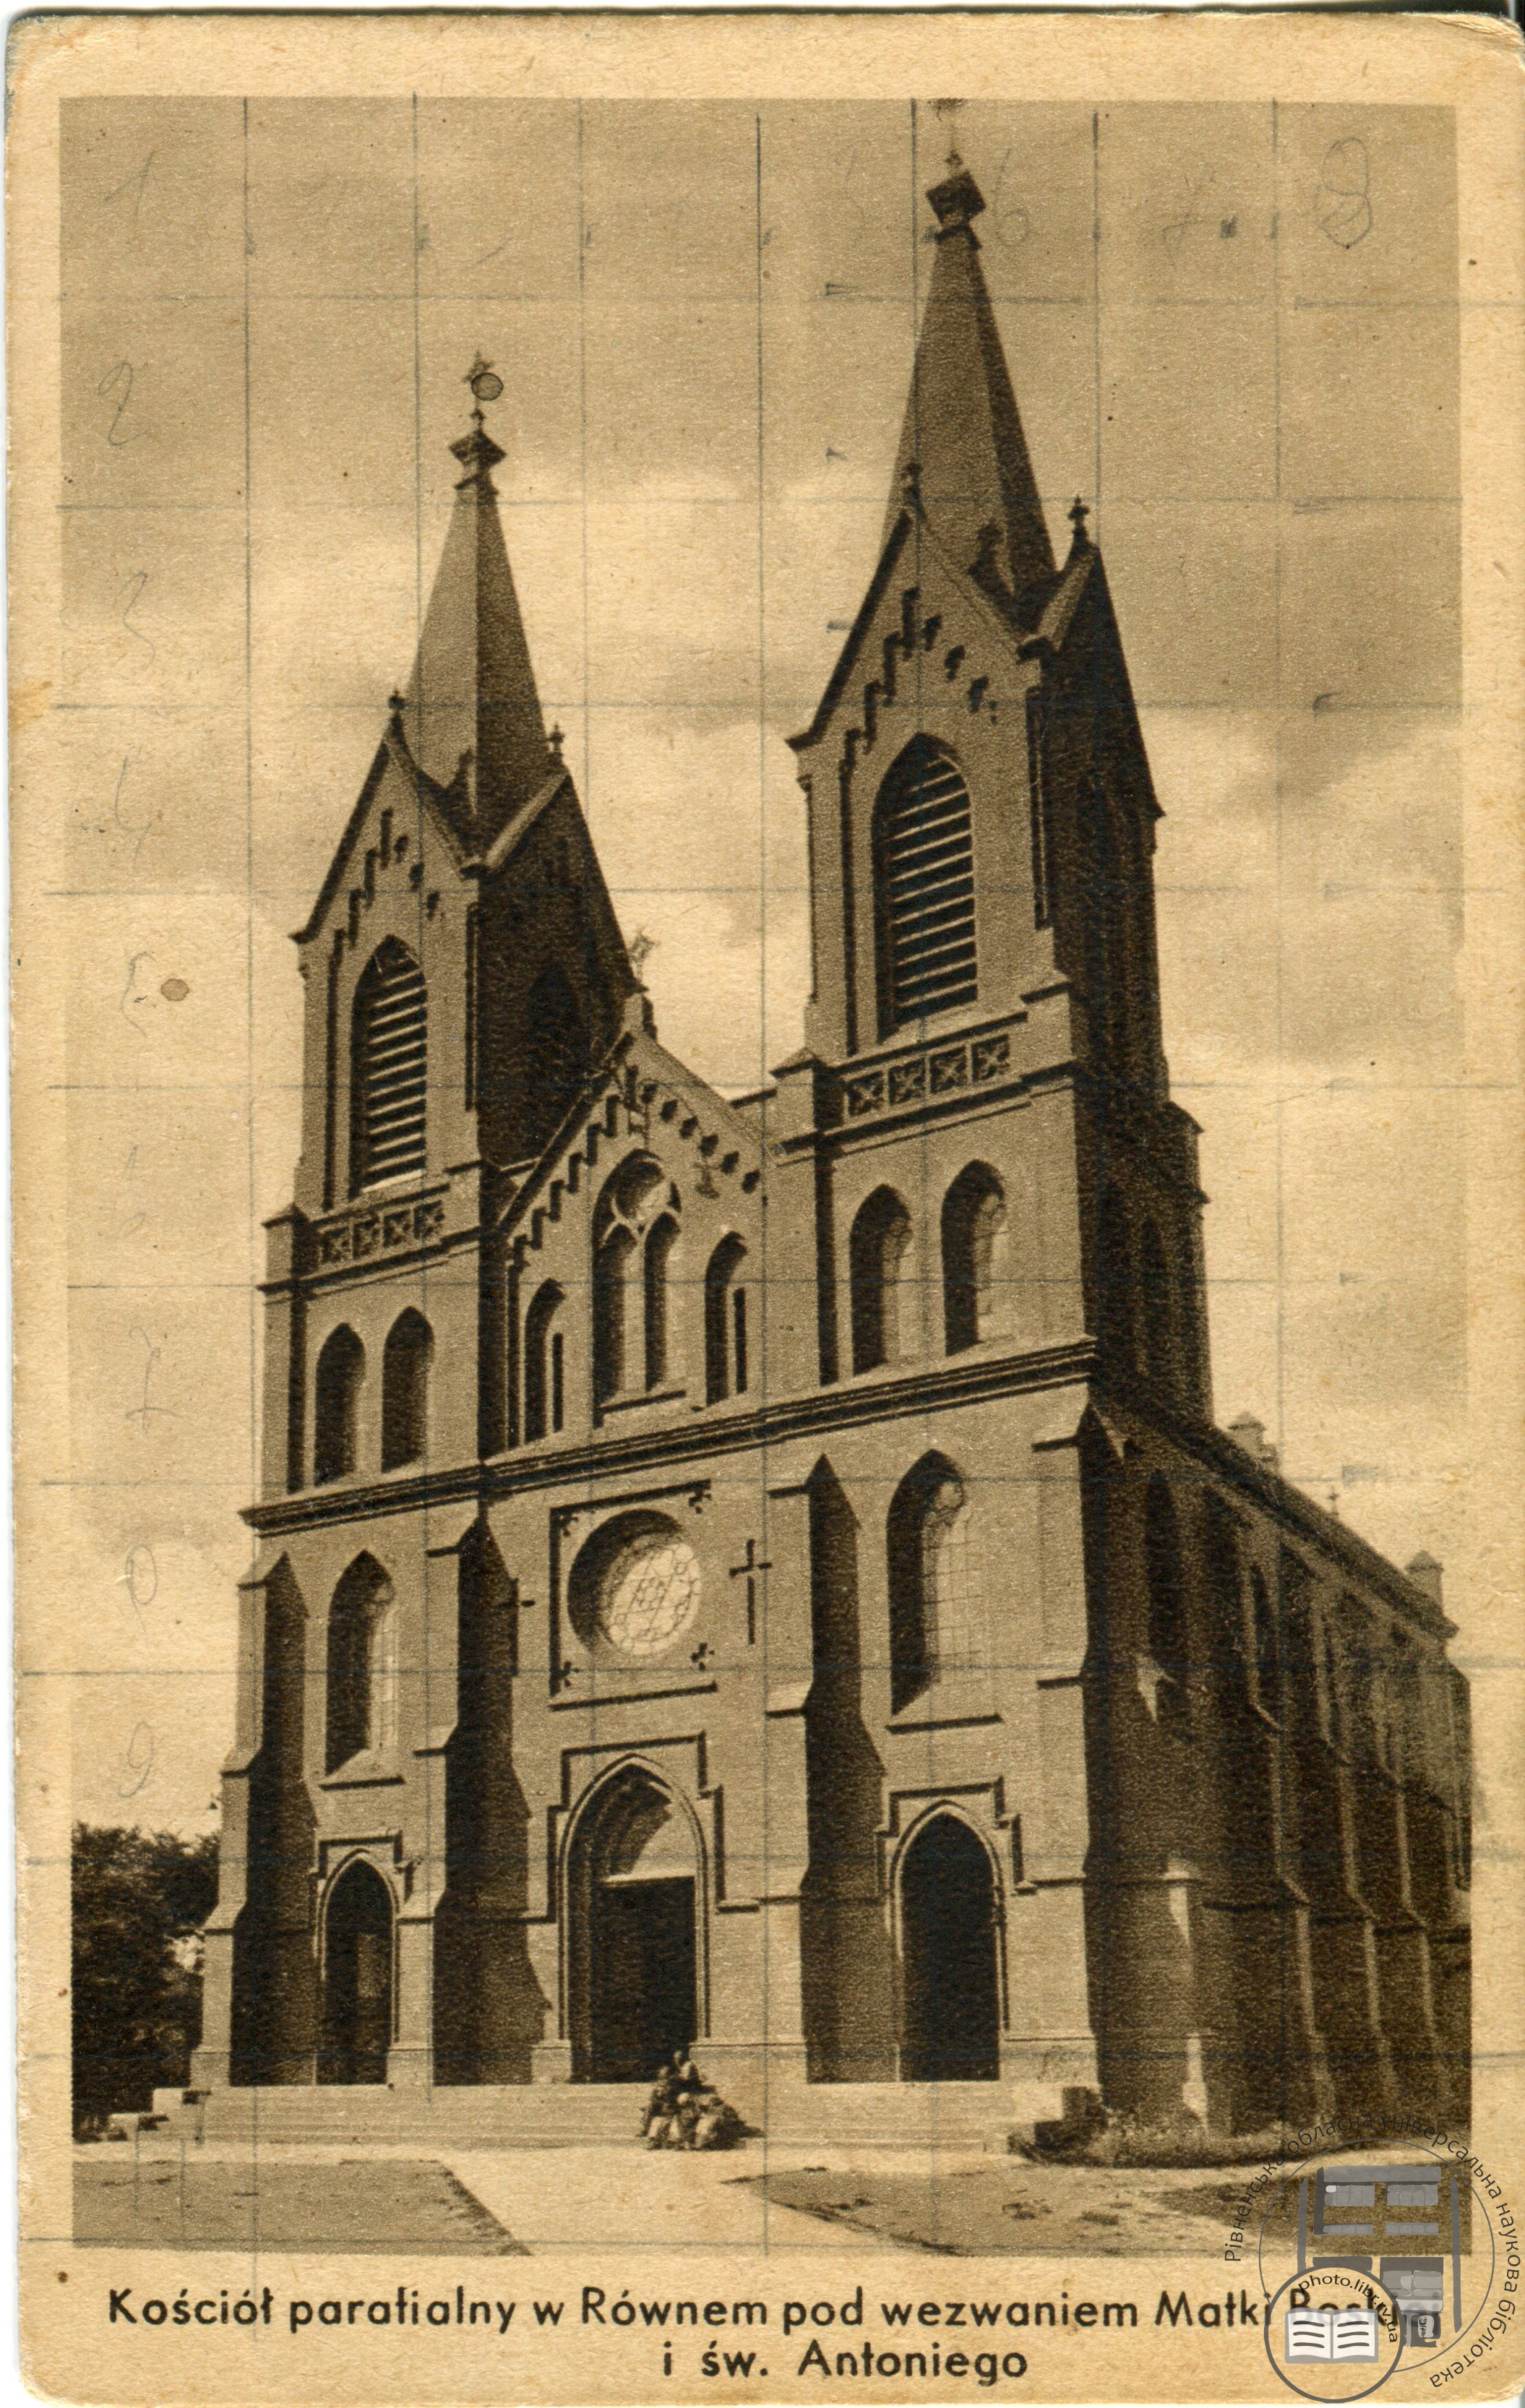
[{"xmin": 9, "ymin": 10, "xmax": 1525, "ymax": 2407}]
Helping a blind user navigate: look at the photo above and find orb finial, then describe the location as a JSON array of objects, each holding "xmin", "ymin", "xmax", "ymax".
[
  {"xmin": 465, "ymin": 351, "xmax": 504, "ymax": 417},
  {"xmin": 451, "ymin": 353, "xmax": 506, "ymax": 481}
]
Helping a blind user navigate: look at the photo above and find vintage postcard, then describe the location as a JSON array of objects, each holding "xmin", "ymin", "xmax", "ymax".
[{"xmin": 10, "ymin": 11, "xmax": 1525, "ymax": 2404}]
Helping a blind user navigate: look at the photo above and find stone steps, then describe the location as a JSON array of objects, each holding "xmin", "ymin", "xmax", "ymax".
[
  {"xmin": 198, "ymin": 2079, "xmax": 1023, "ymax": 2151},
  {"xmin": 760, "ymin": 2081, "xmax": 1015, "ymax": 2148},
  {"xmin": 202, "ymin": 2084, "xmax": 657, "ymax": 2148}
]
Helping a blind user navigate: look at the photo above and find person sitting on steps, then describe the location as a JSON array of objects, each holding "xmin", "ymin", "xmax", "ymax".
[{"xmin": 641, "ymin": 2050, "xmax": 742, "ymax": 2150}]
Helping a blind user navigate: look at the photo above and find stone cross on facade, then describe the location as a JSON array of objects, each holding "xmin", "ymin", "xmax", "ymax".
[{"xmin": 729, "ymin": 1538, "xmax": 771, "ymax": 1647}]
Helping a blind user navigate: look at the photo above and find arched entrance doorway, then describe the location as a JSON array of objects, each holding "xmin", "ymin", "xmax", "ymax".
[
  {"xmin": 320, "ymin": 1859, "xmax": 394, "ymax": 2084},
  {"xmin": 899, "ymin": 1813, "xmax": 1000, "ymax": 2082},
  {"xmin": 569, "ymin": 1768, "xmax": 699, "ymax": 2084}
]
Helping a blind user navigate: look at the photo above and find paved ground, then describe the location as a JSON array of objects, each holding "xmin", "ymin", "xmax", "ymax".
[
  {"xmin": 735, "ymin": 2161, "xmax": 1249, "ymax": 2257},
  {"xmin": 73, "ymin": 2140, "xmax": 876, "ymax": 2258},
  {"xmin": 74, "ymin": 2153, "xmax": 525, "ymax": 2253},
  {"xmin": 74, "ymin": 2139, "xmax": 1248, "ymax": 2258},
  {"xmin": 74, "ymin": 2133, "xmax": 1467, "ymax": 2261}
]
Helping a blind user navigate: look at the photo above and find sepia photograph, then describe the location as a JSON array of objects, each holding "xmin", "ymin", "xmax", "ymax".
[{"xmin": 12, "ymin": 18, "xmax": 1524, "ymax": 2402}]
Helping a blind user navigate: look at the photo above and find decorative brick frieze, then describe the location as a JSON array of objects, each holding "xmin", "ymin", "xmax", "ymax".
[
  {"xmin": 310, "ymin": 1190, "xmax": 447, "ymax": 1270},
  {"xmin": 842, "ymin": 1027, "xmax": 1015, "ymax": 1122}
]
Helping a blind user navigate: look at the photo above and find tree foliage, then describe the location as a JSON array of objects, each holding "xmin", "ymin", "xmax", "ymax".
[{"xmin": 71, "ymin": 1823, "xmax": 219, "ymax": 2138}]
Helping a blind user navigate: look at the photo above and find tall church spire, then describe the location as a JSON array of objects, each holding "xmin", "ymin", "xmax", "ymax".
[
  {"xmin": 885, "ymin": 158, "xmax": 1057, "ymax": 621},
  {"xmin": 399, "ymin": 361, "xmax": 554, "ymax": 848}
]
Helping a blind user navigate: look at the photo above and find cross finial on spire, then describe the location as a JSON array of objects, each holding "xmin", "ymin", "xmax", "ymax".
[
  {"xmin": 932, "ymin": 95, "xmax": 963, "ymax": 171},
  {"xmin": 1068, "ymin": 494, "xmax": 1091, "ymax": 547},
  {"xmin": 548, "ymin": 721, "xmax": 565, "ymax": 761}
]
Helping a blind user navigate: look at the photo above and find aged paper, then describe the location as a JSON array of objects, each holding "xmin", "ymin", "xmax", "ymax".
[{"xmin": 10, "ymin": 12, "xmax": 1525, "ymax": 2404}]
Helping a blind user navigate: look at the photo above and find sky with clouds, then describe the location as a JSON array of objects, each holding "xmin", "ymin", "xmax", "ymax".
[{"xmin": 59, "ymin": 97, "xmax": 1464, "ymax": 1830}]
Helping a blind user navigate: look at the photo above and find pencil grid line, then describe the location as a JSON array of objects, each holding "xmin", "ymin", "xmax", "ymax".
[
  {"xmin": 752, "ymin": 106, "xmax": 774, "ymax": 2252},
  {"xmin": 239, "ymin": 90, "xmax": 266, "ymax": 2271},
  {"xmin": 911, "ymin": 95, "xmax": 949, "ymax": 2238},
  {"xmin": 409, "ymin": 81, "xmax": 439, "ymax": 2130},
  {"xmin": 1271, "ymin": 94, "xmax": 1294, "ymax": 2128}
]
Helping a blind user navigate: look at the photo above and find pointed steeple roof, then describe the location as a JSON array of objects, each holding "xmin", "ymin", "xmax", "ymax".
[
  {"xmin": 885, "ymin": 158, "xmax": 1057, "ymax": 622},
  {"xmin": 399, "ymin": 364, "xmax": 554, "ymax": 848}
]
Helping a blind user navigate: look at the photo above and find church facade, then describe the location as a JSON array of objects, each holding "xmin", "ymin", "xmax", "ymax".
[{"xmin": 193, "ymin": 159, "xmax": 1470, "ymax": 2142}]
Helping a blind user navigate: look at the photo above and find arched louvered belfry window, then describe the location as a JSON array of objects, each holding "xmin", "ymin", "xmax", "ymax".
[
  {"xmin": 351, "ymin": 939, "xmax": 427, "ymax": 1192},
  {"xmin": 873, "ymin": 737, "xmax": 978, "ymax": 1036}
]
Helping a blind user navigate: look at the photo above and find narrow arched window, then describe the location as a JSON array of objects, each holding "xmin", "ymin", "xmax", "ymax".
[
  {"xmin": 351, "ymin": 939, "xmax": 426, "ymax": 1192},
  {"xmin": 1365, "ymin": 1635, "xmax": 1400, "ymax": 1771},
  {"xmin": 526, "ymin": 962, "xmax": 587, "ymax": 1124},
  {"xmin": 380, "ymin": 1310, "xmax": 431, "ymax": 1470},
  {"xmin": 888, "ymin": 1455, "xmax": 980, "ymax": 1711},
  {"xmin": 849, "ymin": 1187, "xmax": 911, "ymax": 1375},
  {"xmin": 592, "ymin": 1154, "xmax": 667, "ymax": 1406},
  {"xmin": 523, "ymin": 1280, "xmax": 565, "ymax": 1440},
  {"xmin": 1144, "ymin": 1476, "xmax": 1190, "ymax": 1733},
  {"xmin": 1251, "ymin": 1567, "xmax": 1281, "ymax": 1719},
  {"xmin": 1139, "ymin": 1218, "xmax": 1173, "ymax": 1389},
  {"xmin": 705, "ymin": 1235, "xmax": 748, "ymax": 1403},
  {"xmin": 326, "ymin": 1556, "xmax": 395, "ymax": 1771},
  {"xmin": 1176, "ymin": 1255, "xmax": 1199, "ymax": 1398},
  {"xmin": 1097, "ymin": 1185, "xmax": 1135, "ymax": 1369},
  {"xmin": 644, "ymin": 1214, "xmax": 679, "ymax": 1389},
  {"xmin": 1202, "ymin": 1495, "xmax": 1247, "ymax": 1713},
  {"xmin": 593, "ymin": 1227, "xmax": 636, "ymax": 1403},
  {"xmin": 1087, "ymin": 777, "xmax": 1132, "ymax": 1075},
  {"xmin": 942, "ymin": 1164, "xmax": 1007, "ymax": 1354},
  {"xmin": 873, "ymin": 737, "xmax": 977, "ymax": 1035},
  {"xmin": 314, "ymin": 1326, "xmax": 365, "ymax": 1486},
  {"xmin": 1317, "ymin": 1616, "xmax": 1344, "ymax": 1750}
]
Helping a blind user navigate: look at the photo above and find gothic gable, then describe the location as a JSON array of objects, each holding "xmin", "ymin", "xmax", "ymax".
[{"xmin": 499, "ymin": 1023, "xmax": 765, "ymax": 1447}]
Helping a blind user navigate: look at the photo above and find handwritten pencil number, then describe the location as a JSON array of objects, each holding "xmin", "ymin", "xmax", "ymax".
[
  {"xmin": 98, "ymin": 361, "xmax": 137, "ymax": 449},
  {"xmin": 117, "ymin": 1722, "xmax": 155, "ymax": 1799},
  {"xmin": 1318, "ymin": 139, "xmax": 1372, "ymax": 250},
  {"xmin": 991, "ymin": 150, "xmax": 1032, "ymax": 252},
  {"xmin": 125, "ymin": 1546, "xmax": 158, "ymax": 1613},
  {"xmin": 101, "ymin": 150, "xmax": 155, "ymax": 233}
]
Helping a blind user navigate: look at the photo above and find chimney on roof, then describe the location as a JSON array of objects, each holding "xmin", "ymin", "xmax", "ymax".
[
  {"xmin": 1406, "ymin": 1552, "xmax": 1443, "ymax": 1607},
  {"xmin": 1229, "ymin": 1413, "xmax": 1279, "ymax": 1472}
]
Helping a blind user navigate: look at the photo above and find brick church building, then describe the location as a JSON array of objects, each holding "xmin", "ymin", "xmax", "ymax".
[{"xmin": 193, "ymin": 158, "xmax": 1470, "ymax": 2145}]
